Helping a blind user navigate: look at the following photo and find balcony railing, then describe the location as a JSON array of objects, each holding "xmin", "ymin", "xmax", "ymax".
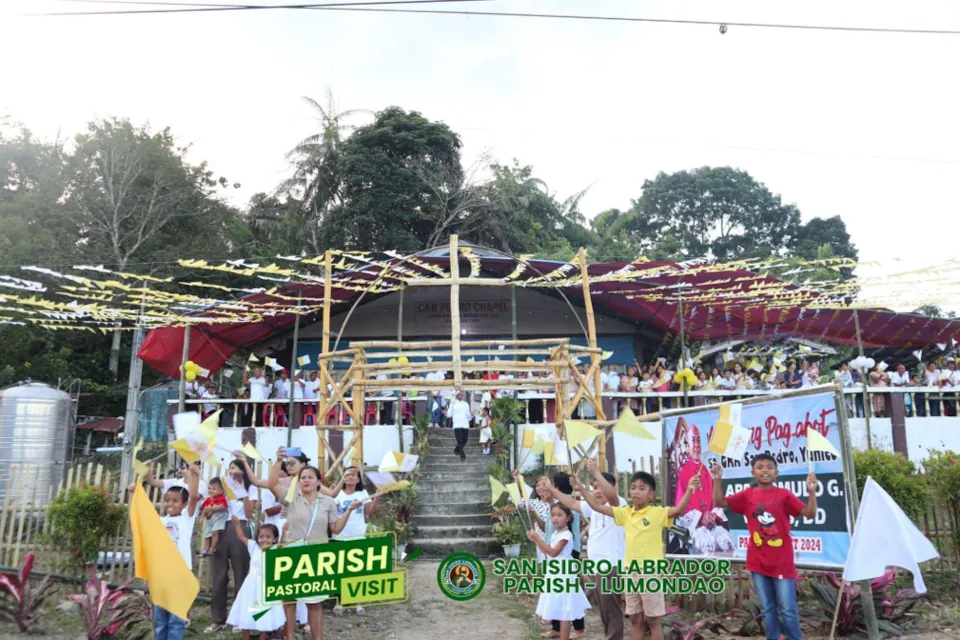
[{"xmin": 165, "ymin": 385, "xmax": 960, "ymax": 428}]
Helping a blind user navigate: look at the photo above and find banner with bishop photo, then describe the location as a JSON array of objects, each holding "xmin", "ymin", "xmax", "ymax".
[{"xmin": 662, "ymin": 389, "xmax": 852, "ymax": 569}]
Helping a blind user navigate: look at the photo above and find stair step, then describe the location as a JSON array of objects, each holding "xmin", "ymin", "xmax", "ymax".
[
  {"xmin": 414, "ymin": 536, "xmax": 503, "ymax": 558},
  {"xmin": 415, "ymin": 525, "xmax": 492, "ymax": 539},
  {"xmin": 418, "ymin": 470, "xmax": 488, "ymax": 481},
  {"xmin": 418, "ymin": 490, "xmax": 490, "ymax": 504},
  {"xmin": 414, "ymin": 513, "xmax": 493, "ymax": 527},
  {"xmin": 416, "ymin": 500, "xmax": 488, "ymax": 515}
]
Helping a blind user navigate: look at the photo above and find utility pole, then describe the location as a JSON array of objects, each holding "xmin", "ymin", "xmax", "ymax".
[{"xmin": 120, "ymin": 291, "xmax": 147, "ymax": 488}]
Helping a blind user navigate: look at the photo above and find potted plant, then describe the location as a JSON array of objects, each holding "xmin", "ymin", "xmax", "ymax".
[
  {"xmin": 490, "ymin": 504, "xmax": 525, "ymax": 557},
  {"xmin": 490, "ymin": 397, "xmax": 523, "ymax": 462},
  {"xmin": 493, "ymin": 517, "xmax": 526, "ymax": 557}
]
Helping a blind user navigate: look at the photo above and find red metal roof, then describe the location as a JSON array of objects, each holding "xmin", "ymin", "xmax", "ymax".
[{"xmin": 138, "ymin": 255, "xmax": 960, "ymax": 377}]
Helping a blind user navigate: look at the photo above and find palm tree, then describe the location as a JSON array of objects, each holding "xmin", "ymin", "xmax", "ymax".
[{"xmin": 272, "ymin": 89, "xmax": 370, "ymax": 254}]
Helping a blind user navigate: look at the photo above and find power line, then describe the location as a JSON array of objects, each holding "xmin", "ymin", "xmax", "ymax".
[
  {"xmin": 30, "ymin": 0, "xmax": 491, "ymax": 17},
  {"xmin": 28, "ymin": 2, "xmax": 960, "ymax": 35}
]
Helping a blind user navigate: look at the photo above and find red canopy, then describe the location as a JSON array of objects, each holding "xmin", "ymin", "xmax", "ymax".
[{"xmin": 138, "ymin": 255, "xmax": 960, "ymax": 377}]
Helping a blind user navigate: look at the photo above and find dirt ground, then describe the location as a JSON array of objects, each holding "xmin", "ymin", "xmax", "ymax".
[{"xmin": 7, "ymin": 562, "xmax": 960, "ymax": 640}]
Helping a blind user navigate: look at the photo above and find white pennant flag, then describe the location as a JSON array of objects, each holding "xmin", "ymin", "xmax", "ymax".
[
  {"xmin": 842, "ymin": 477, "xmax": 939, "ymax": 593},
  {"xmin": 912, "ymin": 350, "xmax": 923, "ymax": 362}
]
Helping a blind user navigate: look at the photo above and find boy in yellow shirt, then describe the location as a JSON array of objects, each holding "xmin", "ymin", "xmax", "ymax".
[{"xmin": 581, "ymin": 459, "xmax": 699, "ymax": 640}]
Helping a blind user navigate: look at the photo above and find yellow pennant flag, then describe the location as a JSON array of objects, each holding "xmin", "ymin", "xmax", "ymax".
[
  {"xmin": 614, "ymin": 407, "xmax": 655, "ymax": 440},
  {"xmin": 241, "ymin": 443, "xmax": 262, "ymax": 460},
  {"xmin": 505, "ymin": 482, "xmax": 523, "ymax": 505},
  {"xmin": 521, "ymin": 429, "xmax": 536, "ymax": 449},
  {"xmin": 130, "ymin": 483, "xmax": 198, "ymax": 620},
  {"xmin": 373, "ymin": 480, "xmax": 411, "ymax": 496},
  {"xmin": 490, "ymin": 476, "xmax": 507, "ymax": 503},
  {"xmin": 170, "ymin": 438, "xmax": 201, "ymax": 464},
  {"xmin": 564, "ymin": 420, "xmax": 601, "ymax": 448},
  {"xmin": 543, "ymin": 441, "xmax": 556, "ymax": 465},
  {"xmin": 807, "ymin": 428, "xmax": 841, "ymax": 457}
]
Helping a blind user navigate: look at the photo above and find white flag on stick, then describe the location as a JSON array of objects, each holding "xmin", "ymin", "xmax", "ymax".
[{"xmin": 842, "ymin": 477, "xmax": 939, "ymax": 593}]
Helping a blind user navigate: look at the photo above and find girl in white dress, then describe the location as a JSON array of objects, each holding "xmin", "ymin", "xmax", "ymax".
[
  {"xmin": 478, "ymin": 407, "xmax": 493, "ymax": 455},
  {"xmin": 527, "ymin": 504, "xmax": 591, "ymax": 640},
  {"xmin": 226, "ymin": 517, "xmax": 284, "ymax": 640}
]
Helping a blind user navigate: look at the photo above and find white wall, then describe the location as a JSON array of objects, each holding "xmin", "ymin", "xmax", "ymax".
[{"xmin": 848, "ymin": 417, "xmax": 960, "ymax": 463}]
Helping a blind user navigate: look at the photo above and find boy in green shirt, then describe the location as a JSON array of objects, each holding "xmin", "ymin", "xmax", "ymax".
[{"xmin": 580, "ymin": 459, "xmax": 699, "ymax": 640}]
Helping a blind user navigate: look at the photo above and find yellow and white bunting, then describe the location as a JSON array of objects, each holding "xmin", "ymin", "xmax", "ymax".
[{"xmin": 490, "ymin": 476, "xmax": 508, "ymax": 503}]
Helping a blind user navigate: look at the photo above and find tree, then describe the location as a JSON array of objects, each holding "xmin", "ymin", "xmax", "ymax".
[
  {"xmin": 606, "ymin": 167, "xmax": 803, "ymax": 261},
  {"xmin": 794, "ymin": 215, "xmax": 858, "ymax": 261},
  {"xmin": 272, "ymin": 90, "xmax": 369, "ymax": 254},
  {"xmin": 913, "ymin": 305, "xmax": 956, "ymax": 319},
  {"xmin": 325, "ymin": 107, "xmax": 463, "ymax": 251},
  {"xmin": 66, "ymin": 118, "xmax": 236, "ymax": 376}
]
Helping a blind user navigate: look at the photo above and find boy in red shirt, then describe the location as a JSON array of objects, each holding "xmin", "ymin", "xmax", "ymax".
[{"xmin": 712, "ymin": 454, "xmax": 817, "ymax": 640}]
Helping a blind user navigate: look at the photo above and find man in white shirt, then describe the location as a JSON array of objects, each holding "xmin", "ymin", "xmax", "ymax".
[
  {"xmin": 890, "ymin": 364, "xmax": 910, "ymax": 387},
  {"xmin": 200, "ymin": 381, "xmax": 219, "ymax": 419},
  {"xmin": 273, "ymin": 369, "xmax": 291, "ymax": 400},
  {"xmin": 717, "ymin": 370, "xmax": 737, "ymax": 391},
  {"xmin": 243, "ymin": 367, "xmax": 267, "ymax": 427},
  {"xmin": 944, "ymin": 360, "xmax": 960, "ymax": 417},
  {"xmin": 450, "ymin": 391, "xmax": 472, "ymax": 462},
  {"xmin": 602, "ymin": 365, "xmax": 620, "ymax": 393}
]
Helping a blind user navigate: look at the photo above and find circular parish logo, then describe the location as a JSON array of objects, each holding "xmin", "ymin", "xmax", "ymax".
[{"xmin": 437, "ymin": 552, "xmax": 485, "ymax": 601}]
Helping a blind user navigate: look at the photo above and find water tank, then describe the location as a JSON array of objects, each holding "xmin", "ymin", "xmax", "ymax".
[{"xmin": 0, "ymin": 383, "xmax": 75, "ymax": 506}]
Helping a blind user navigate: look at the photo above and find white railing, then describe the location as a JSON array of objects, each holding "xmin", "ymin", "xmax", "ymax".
[{"xmin": 165, "ymin": 384, "xmax": 960, "ymax": 427}]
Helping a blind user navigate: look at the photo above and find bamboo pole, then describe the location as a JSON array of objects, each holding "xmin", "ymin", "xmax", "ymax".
[
  {"xmin": 362, "ymin": 378, "xmax": 557, "ymax": 390},
  {"xmin": 287, "ymin": 292, "xmax": 302, "ymax": 447},
  {"xmin": 357, "ymin": 361, "xmax": 556, "ymax": 373},
  {"xmin": 352, "ymin": 354, "xmax": 365, "ymax": 472},
  {"xmin": 316, "ymin": 348, "xmax": 360, "ymax": 360},
  {"xmin": 449, "ymin": 235, "xmax": 463, "ymax": 387},
  {"xmin": 322, "ymin": 250, "xmax": 332, "ymax": 377},
  {"xmin": 577, "ymin": 249, "xmax": 606, "ymax": 469},
  {"xmin": 347, "ymin": 337, "xmax": 576, "ymax": 350},
  {"xmin": 853, "ymin": 309, "xmax": 872, "ymax": 449},
  {"xmin": 173, "ymin": 327, "xmax": 191, "ymax": 469},
  {"xmin": 565, "ymin": 357, "xmax": 603, "ymax": 417}
]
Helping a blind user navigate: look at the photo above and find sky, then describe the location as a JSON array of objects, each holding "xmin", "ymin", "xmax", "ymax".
[{"xmin": 1, "ymin": 0, "xmax": 959, "ymax": 310}]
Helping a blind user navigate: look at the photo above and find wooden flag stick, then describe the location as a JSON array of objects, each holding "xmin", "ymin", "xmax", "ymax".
[{"xmin": 828, "ymin": 578, "xmax": 846, "ymax": 640}]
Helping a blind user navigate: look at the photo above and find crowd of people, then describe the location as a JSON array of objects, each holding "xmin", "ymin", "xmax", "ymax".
[
  {"xmin": 139, "ymin": 447, "xmax": 379, "ymax": 640},
  {"xmin": 512, "ymin": 456, "xmax": 817, "ymax": 640}
]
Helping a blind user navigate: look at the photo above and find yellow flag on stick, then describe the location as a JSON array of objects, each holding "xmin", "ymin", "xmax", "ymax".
[
  {"xmin": 241, "ymin": 443, "xmax": 262, "ymax": 460},
  {"xmin": 543, "ymin": 441, "xmax": 556, "ymax": 465},
  {"xmin": 505, "ymin": 482, "xmax": 523, "ymax": 505},
  {"xmin": 196, "ymin": 410, "xmax": 221, "ymax": 441},
  {"xmin": 614, "ymin": 407, "xmax": 655, "ymax": 440},
  {"xmin": 807, "ymin": 428, "xmax": 841, "ymax": 457},
  {"xmin": 130, "ymin": 483, "xmax": 198, "ymax": 620},
  {"xmin": 490, "ymin": 476, "xmax": 507, "ymax": 503},
  {"xmin": 529, "ymin": 436, "xmax": 546, "ymax": 455},
  {"xmin": 521, "ymin": 429, "xmax": 536, "ymax": 449},
  {"xmin": 564, "ymin": 420, "xmax": 601, "ymax": 448},
  {"xmin": 285, "ymin": 474, "xmax": 299, "ymax": 504},
  {"xmin": 132, "ymin": 438, "xmax": 148, "ymax": 477},
  {"xmin": 707, "ymin": 403, "xmax": 750, "ymax": 460}
]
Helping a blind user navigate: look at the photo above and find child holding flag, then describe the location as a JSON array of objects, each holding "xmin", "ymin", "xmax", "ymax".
[
  {"xmin": 712, "ymin": 455, "xmax": 818, "ymax": 640},
  {"xmin": 226, "ymin": 516, "xmax": 284, "ymax": 640},
  {"xmin": 155, "ymin": 465, "xmax": 201, "ymax": 640},
  {"xmin": 583, "ymin": 459, "xmax": 699, "ymax": 640}
]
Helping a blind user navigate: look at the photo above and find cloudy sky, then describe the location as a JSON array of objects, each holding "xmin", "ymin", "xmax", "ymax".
[{"xmin": 2, "ymin": 0, "xmax": 959, "ymax": 308}]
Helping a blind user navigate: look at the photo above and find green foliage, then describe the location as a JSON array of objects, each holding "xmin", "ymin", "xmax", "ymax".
[
  {"xmin": 492, "ymin": 516, "xmax": 527, "ymax": 545},
  {"xmin": 921, "ymin": 449, "xmax": 960, "ymax": 504},
  {"xmin": 368, "ymin": 482, "xmax": 418, "ymax": 545},
  {"xmin": 45, "ymin": 484, "xmax": 127, "ymax": 578},
  {"xmin": 410, "ymin": 413, "xmax": 431, "ymax": 456},
  {"xmin": 852, "ymin": 450, "xmax": 929, "ymax": 520}
]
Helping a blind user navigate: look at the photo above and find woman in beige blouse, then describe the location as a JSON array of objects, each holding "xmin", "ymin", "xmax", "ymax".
[{"xmin": 259, "ymin": 451, "xmax": 362, "ymax": 640}]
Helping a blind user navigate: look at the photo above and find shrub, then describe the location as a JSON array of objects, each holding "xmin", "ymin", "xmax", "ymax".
[
  {"xmin": 852, "ymin": 450, "xmax": 929, "ymax": 520},
  {"xmin": 806, "ymin": 570, "xmax": 925, "ymax": 636},
  {"xmin": 921, "ymin": 449, "xmax": 960, "ymax": 504},
  {"xmin": 45, "ymin": 484, "xmax": 127, "ymax": 580}
]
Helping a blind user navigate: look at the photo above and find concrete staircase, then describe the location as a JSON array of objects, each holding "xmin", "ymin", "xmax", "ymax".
[{"xmin": 413, "ymin": 428, "xmax": 501, "ymax": 558}]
